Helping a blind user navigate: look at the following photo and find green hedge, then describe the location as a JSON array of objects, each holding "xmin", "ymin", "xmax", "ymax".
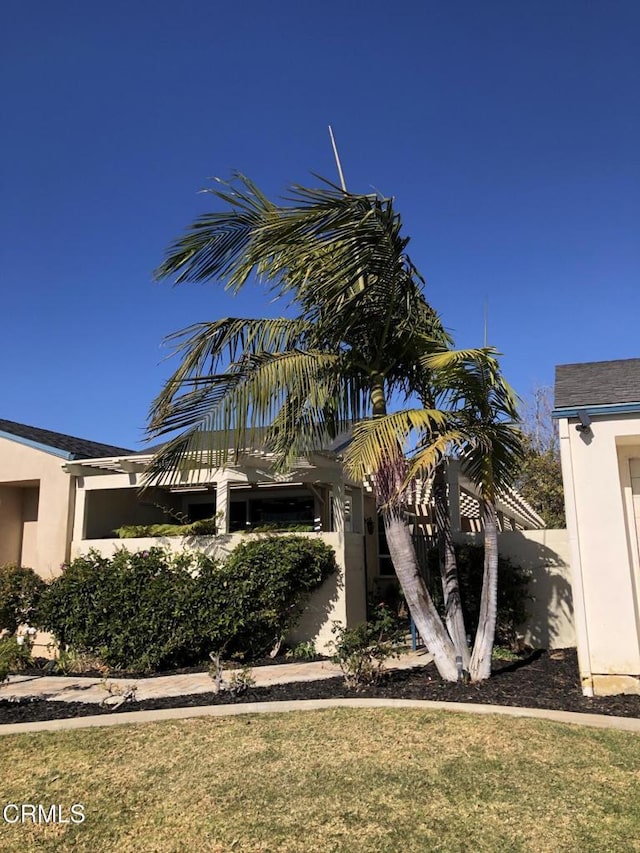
[{"xmin": 36, "ymin": 536, "xmax": 337, "ymax": 671}]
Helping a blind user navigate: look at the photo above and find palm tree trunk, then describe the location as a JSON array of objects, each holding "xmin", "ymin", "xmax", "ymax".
[
  {"xmin": 382, "ymin": 506, "xmax": 459, "ymax": 682},
  {"xmin": 371, "ymin": 377, "xmax": 458, "ymax": 682},
  {"xmin": 469, "ymin": 498, "xmax": 498, "ymax": 681},
  {"xmin": 432, "ymin": 462, "xmax": 470, "ymax": 672}
]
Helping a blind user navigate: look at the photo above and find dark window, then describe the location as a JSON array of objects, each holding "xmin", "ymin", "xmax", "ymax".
[
  {"xmin": 229, "ymin": 501, "xmax": 248, "ymax": 532},
  {"xmin": 378, "ymin": 518, "xmax": 395, "ymax": 576},
  {"xmin": 187, "ymin": 502, "xmax": 216, "ymax": 523},
  {"xmin": 249, "ymin": 496, "xmax": 314, "ymax": 529}
]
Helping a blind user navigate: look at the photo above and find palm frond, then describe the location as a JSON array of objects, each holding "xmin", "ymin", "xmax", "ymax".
[
  {"xmin": 342, "ymin": 409, "xmax": 452, "ymax": 482},
  {"xmin": 145, "ymin": 348, "xmax": 346, "ymax": 485},
  {"xmin": 155, "ymin": 174, "xmax": 280, "ymax": 288},
  {"xmin": 156, "ymin": 174, "xmax": 443, "ymax": 353},
  {"xmin": 460, "ymin": 423, "xmax": 525, "ymax": 499},
  {"xmin": 404, "ymin": 431, "xmax": 468, "ymax": 482},
  {"xmin": 148, "ymin": 317, "xmax": 312, "ymax": 438},
  {"xmin": 421, "ymin": 346, "xmax": 500, "ymax": 372}
]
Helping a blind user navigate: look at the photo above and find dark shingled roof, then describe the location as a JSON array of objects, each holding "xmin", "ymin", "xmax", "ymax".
[
  {"xmin": 0, "ymin": 418, "xmax": 134, "ymax": 460},
  {"xmin": 555, "ymin": 359, "xmax": 640, "ymax": 409}
]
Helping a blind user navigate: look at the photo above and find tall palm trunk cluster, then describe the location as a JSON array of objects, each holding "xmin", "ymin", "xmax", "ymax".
[{"xmin": 148, "ymin": 174, "xmax": 525, "ymax": 682}]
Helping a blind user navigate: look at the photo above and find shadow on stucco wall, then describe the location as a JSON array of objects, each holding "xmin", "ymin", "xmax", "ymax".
[
  {"xmin": 287, "ymin": 566, "xmax": 344, "ymax": 652},
  {"xmin": 457, "ymin": 530, "xmax": 575, "ymax": 650},
  {"xmin": 495, "ymin": 530, "xmax": 575, "ymax": 650}
]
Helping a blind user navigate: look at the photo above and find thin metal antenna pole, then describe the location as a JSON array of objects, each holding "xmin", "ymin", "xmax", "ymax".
[
  {"xmin": 328, "ymin": 125, "xmax": 348, "ymax": 192},
  {"xmin": 328, "ymin": 125, "xmax": 366, "ymax": 295}
]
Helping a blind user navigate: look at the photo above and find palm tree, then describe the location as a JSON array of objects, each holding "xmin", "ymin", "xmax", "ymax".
[
  {"xmin": 346, "ymin": 347, "xmax": 525, "ymax": 681},
  {"xmin": 149, "ymin": 174, "xmax": 470, "ymax": 680},
  {"xmin": 148, "ymin": 174, "xmax": 521, "ymax": 681},
  {"xmin": 426, "ymin": 349, "xmax": 525, "ymax": 680}
]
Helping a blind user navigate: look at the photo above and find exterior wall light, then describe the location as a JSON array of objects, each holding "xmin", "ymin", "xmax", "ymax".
[{"xmin": 575, "ymin": 410, "xmax": 592, "ymax": 434}]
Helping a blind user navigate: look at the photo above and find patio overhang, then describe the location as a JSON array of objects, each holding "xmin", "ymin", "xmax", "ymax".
[{"xmin": 62, "ymin": 448, "xmax": 347, "ymax": 485}]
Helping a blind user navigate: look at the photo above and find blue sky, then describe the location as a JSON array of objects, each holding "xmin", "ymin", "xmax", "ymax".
[{"xmin": 1, "ymin": 1, "xmax": 638, "ymax": 450}]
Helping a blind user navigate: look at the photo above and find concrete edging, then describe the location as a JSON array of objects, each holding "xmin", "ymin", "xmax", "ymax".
[{"xmin": 1, "ymin": 697, "xmax": 639, "ymax": 736}]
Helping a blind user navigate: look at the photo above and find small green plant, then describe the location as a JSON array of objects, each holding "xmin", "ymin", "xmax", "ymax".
[
  {"xmin": 242, "ymin": 523, "xmax": 315, "ymax": 534},
  {"xmin": 0, "ymin": 635, "xmax": 33, "ymax": 683},
  {"xmin": 227, "ymin": 665, "xmax": 256, "ymax": 696},
  {"xmin": 285, "ymin": 641, "xmax": 317, "ymax": 661},
  {"xmin": 115, "ymin": 516, "xmax": 220, "ymax": 538},
  {"xmin": 330, "ymin": 605, "xmax": 403, "ymax": 689},
  {"xmin": 208, "ymin": 655, "xmax": 255, "ymax": 696},
  {"xmin": 491, "ymin": 645, "xmax": 521, "ymax": 662}
]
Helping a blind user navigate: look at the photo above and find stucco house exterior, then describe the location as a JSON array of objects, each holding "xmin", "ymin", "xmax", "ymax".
[
  {"xmin": 1, "ymin": 417, "xmax": 544, "ymax": 653},
  {"xmin": 0, "ymin": 418, "xmax": 132, "ymax": 580},
  {"xmin": 554, "ymin": 358, "xmax": 640, "ymax": 695}
]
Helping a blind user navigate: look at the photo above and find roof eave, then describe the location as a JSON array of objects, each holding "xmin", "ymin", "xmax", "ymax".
[
  {"xmin": 0, "ymin": 429, "xmax": 73, "ymax": 460},
  {"xmin": 552, "ymin": 402, "xmax": 640, "ymax": 419}
]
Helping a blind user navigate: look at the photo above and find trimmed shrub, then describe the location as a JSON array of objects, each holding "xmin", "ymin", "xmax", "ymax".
[
  {"xmin": 0, "ymin": 563, "xmax": 46, "ymax": 634},
  {"xmin": 212, "ymin": 536, "xmax": 338, "ymax": 659},
  {"xmin": 426, "ymin": 543, "xmax": 532, "ymax": 648},
  {"xmin": 37, "ymin": 536, "xmax": 337, "ymax": 672},
  {"xmin": 37, "ymin": 548, "xmax": 205, "ymax": 672}
]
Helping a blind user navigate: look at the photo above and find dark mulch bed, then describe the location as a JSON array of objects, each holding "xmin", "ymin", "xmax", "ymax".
[{"xmin": 2, "ymin": 649, "xmax": 639, "ymax": 726}]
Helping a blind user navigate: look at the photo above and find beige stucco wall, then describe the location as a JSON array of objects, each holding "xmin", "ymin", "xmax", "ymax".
[
  {"xmin": 495, "ymin": 529, "xmax": 575, "ymax": 650},
  {"xmin": 0, "ymin": 436, "xmax": 74, "ymax": 579},
  {"xmin": 344, "ymin": 532, "xmax": 368, "ymax": 627},
  {"xmin": 72, "ymin": 532, "xmax": 244, "ymax": 562},
  {"xmin": 72, "ymin": 531, "xmax": 355, "ymax": 654},
  {"xmin": 559, "ymin": 413, "xmax": 640, "ymax": 695},
  {"xmin": 287, "ymin": 533, "xmax": 348, "ymax": 654}
]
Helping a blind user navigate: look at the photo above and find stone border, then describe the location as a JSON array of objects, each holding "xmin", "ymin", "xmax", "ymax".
[{"xmin": 1, "ymin": 698, "xmax": 639, "ymax": 736}]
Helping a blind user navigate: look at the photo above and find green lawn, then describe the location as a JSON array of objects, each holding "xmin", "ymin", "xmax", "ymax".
[{"xmin": 0, "ymin": 709, "xmax": 639, "ymax": 852}]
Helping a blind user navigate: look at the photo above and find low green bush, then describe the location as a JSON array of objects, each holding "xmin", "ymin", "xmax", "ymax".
[
  {"xmin": 241, "ymin": 523, "xmax": 315, "ymax": 534},
  {"xmin": 426, "ymin": 543, "xmax": 532, "ymax": 648},
  {"xmin": 37, "ymin": 536, "xmax": 337, "ymax": 672},
  {"xmin": 330, "ymin": 604, "xmax": 404, "ymax": 688},
  {"xmin": 0, "ymin": 563, "xmax": 46, "ymax": 634},
  {"xmin": 0, "ymin": 636, "xmax": 33, "ymax": 683}
]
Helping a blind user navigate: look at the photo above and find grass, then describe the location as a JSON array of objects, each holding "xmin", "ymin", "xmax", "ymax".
[{"xmin": 0, "ymin": 709, "xmax": 639, "ymax": 852}]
